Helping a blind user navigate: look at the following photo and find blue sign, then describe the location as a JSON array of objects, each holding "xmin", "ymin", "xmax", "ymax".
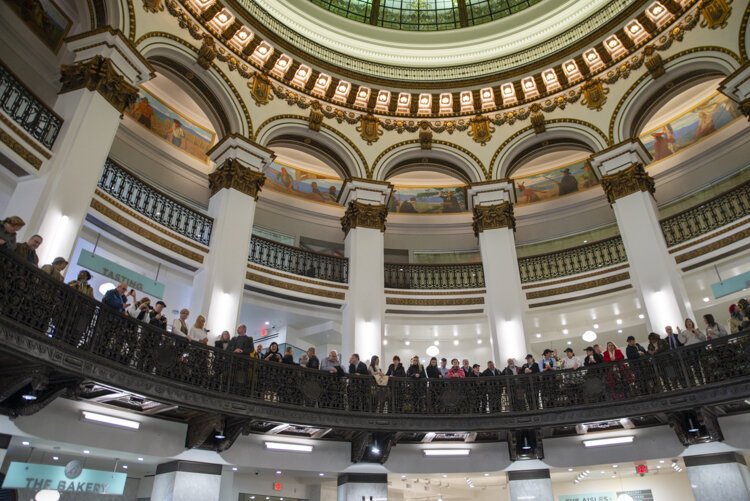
[
  {"xmin": 77, "ymin": 249, "xmax": 165, "ymax": 298},
  {"xmin": 711, "ymin": 271, "xmax": 750, "ymax": 299},
  {"xmin": 2, "ymin": 461, "xmax": 127, "ymax": 495}
]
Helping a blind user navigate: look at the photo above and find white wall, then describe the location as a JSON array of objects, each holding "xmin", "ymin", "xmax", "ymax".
[{"xmin": 553, "ymin": 470, "xmax": 695, "ymax": 501}]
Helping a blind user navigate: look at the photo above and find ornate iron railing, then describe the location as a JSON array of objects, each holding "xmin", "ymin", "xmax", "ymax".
[
  {"xmin": 384, "ymin": 263, "xmax": 485, "ymax": 289},
  {"xmin": 249, "ymin": 236, "xmax": 349, "ymax": 283},
  {"xmin": 97, "ymin": 159, "xmax": 213, "ymax": 245},
  {"xmin": 518, "ymin": 236, "xmax": 627, "ymax": 283},
  {"xmin": 1, "ymin": 250, "xmax": 748, "ymax": 429},
  {"xmin": 660, "ymin": 181, "xmax": 750, "ymax": 247},
  {"xmin": 0, "ymin": 61, "xmax": 62, "ymax": 149}
]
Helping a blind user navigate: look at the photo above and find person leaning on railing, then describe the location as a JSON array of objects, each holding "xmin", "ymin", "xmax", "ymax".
[
  {"xmin": 41, "ymin": 256, "xmax": 68, "ymax": 282},
  {"xmin": 68, "ymin": 270, "xmax": 93, "ymax": 297},
  {"xmin": 13, "ymin": 234, "xmax": 42, "ymax": 266},
  {"xmin": 0, "ymin": 215, "xmax": 25, "ymax": 251},
  {"xmin": 102, "ymin": 283, "xmax": 128, "ymax": 313}
]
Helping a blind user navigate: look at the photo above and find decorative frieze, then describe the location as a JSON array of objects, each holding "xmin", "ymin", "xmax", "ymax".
[
  {"xmin": 468, "ymin": 115, "xmax": 494, "ymax": 145},
  {"xmin": 208, "ymin": 158, "xmax": 266, "ymax": 199},
  {"xmin": 59, "ymin": 55, "xmax": 139, "ymax": 112},
  {"xmin": 699, "ymin": 0, "xmax": 733, "ymax": 29},
  {"xmin": 249, "ymin": 73, "xmax": 272, "ymax": 105},
  {"xmin": 341, "ymin": 201, "xmax": 388, "ymax": 235},
  {"xmin": 357, "ymin": 114, "xmax": 382, "ymax": 144},
  {"xmin": 472, "ymin": 201, "xmax": 515, "ymax": 235},
  {"xmin": 580, "ymin": 79, "xmax": 609, "ymax": 111},
  {"xmin": 600, "ymin": 163, "xmax": 655, "ymax": 204}
]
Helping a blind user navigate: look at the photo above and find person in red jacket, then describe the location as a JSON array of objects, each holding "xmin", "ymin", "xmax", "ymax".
[{"xmin": 603, "ymin": 341, "xmax": 624, "ymax": 362}]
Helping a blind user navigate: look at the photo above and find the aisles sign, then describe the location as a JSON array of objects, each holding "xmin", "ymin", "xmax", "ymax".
[{"xmin": 2, "ymin": 461, "xmax": 127, "ymax": 495}]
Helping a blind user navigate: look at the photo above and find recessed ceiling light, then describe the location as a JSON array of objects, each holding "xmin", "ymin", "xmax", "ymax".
[
  {"xmin": 276, "ymin": 470, "xmax": 282, "ymax": 475},
  {"xmin": 638, "ymin": 314, "xmax": 645, "ymax": 319},
  {"xmin": 122, "ymin": 465, "xmax": 128, "ymax": 469},
  {"xmin": 613, "ymin": 464, "xmax": 618, "ymax": 468},
  {"xmin": 616, "ymin": 319, "xmax": 623, "ymax": 325},
  {"xmin": 52, "ymin": 456, "xmax": 59, "ymax": 461},
  {"xmin": 477, "ymin": 339, "xmax": 482, "ymax": 345},
  {"xmin": 405, "ymin": 340, "xmax": 410, "ymax": 346},
  {"xmin": 383, "ymin": 340, "xmax": 388, "ymax": 346},
  {"xmin": 568, "ymin": 468, "xmax": 573, "ymax": 472},
  {"xmin": 562, "ymin": 329, "xmax": 569, "ymax": 335},
  {"xmin": 137, "ymin": 457, "xmax": 143, "ymax": 461},
  {"xmin": 593, "ymin": 323, "xmax": 599, "ymax": 329},
  {"xmin": 232, "ymin": 467, "xmax": 238, "ymax": 471},
  {"xmin": 83, "ymin": 450, "xmax": 90, "ymax": 454},
  {"xmin": 703, "ymin": 297, "xmax": 710, "ymax": 303},
  {"xmin": 567, "ymin": 341, "xmax": 572, "ymax": 345},
  {"xmin": 442, "ymin": 474, "xmax": 448, "ymax": 478},
  {"xmin": 21, "ymin": 441, "xmax": 30, "ymax": 446},
  {"xmin": 319, "ymin": 473, "xmax": 325, "ymax": 477},
  {"xmin": 536, "ymin": 333, "xmax": 542, "ymax": 338},
  {"xmin": 453, "ymin": 340, "xmax": 459, "ymax": 346}
]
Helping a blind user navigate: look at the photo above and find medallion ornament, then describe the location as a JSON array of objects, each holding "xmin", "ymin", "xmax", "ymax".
[
  {"xmin": 196, "ymin": 34, "xmax": 217, "ymax": 70},
  {"xmin": 580, "ymin": 79, "xmax": 609, "ymax": 111},
  {"xmin": 142, "ymin": 0, "xmax": 165, "ymax": 13},
  {"xmin": 530, "ymin": 110, "xmax": 546, "ymax": 134},
  {"xmin": 699, "ymin": 0, "xmax": 732, "ymax": 29},
  {"xmin": 644, "ymin": 46, "xmax": 665, "ymax": 79},
  {"xmin": 59, "ymin": 55, "xmax": 139, "ymax": 113},
  {"xmin": 309, "ymin": 103, "xmax": 324, "ymax": 132},
  {"xmin": 208, "ymin": 158, "xmax": 266, "ymax": 200},
  {"xmin": 468, "ymin": 115, "xmax": 494, "ymax": 145},
  {"xmin": 600, "ymin": 164, "xmax": 655, "ymax": 204},
  {"xmin": 341, "ymin": 201, "xmax": 388, "ymax": 235},
  {"xmin": 249, "ymin": 73, "xmax": 272, "ymax": 106},
  {"xmin": 472, "ymin": 202, "xmax": 515, "ymax": 236},
  {"xmin": 357, "ymin": 114, "xmax": 382, "ymax": 145},
  {"xmin": 419, "ymin": 121, "xmax": 433, "ymax": 150}
]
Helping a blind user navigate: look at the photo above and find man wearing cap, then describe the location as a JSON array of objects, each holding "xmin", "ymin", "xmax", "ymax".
[
  {"xmin": 540, "ymin": 349, "xmax": 557, "ymax": 371},
  {"xmin": 521, "ymin": 354, "xmax": 540, "ymax": 374},
  {"xmin": 560, "ymin": 348, "xmax": 581, "ymax": 370},
  {"xmin": 41, "ymin": 257, "xmax": 68, "ymax": 282},
  {"xmin": 149, "ymin": 300, "xmax": 168, "ymax": 330},
  {"xmin": 583, "ymin": 346, "xmax": 604, "ymax": 366},
  {"xmin": 68, "ymin": 270, "xmax": 93, "ymax": 297}
]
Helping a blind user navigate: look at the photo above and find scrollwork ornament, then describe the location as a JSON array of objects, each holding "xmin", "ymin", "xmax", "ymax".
[
  {"xmin": 142, "ymin": 0, "xmax": 165, "ymax": 13},
  {"xmin": 59, "ymin": 55, "xmax": 139, "ymax": 113},
  {"xmin": 600, "ymin": 163, "xmax": 655, "ymax": 204},
  {"xmin": 341, "ymin": 201, "xmax": 388, "ymax": 235},
  {"xmin": 468, "ymin": 114, "xmax": 494, "ymax": 145},
  {"xmin": 308, "ymin": 102, "xmax": 324, "ymax": 132},
  {"xmin": 196, "ymin": 34, "xmax": 217, "ymax": 70},
  {"xmin": 580, "ymin": 79, "xmax": 609, "ymax": 111},
  {"xmin": 644, "ymin": 45, "xmax": 665, "ymax": 79},
  {"xmin": 249, "ymin": 72, "xmax": 272, "ymax": 106},
  {"xmin": 208, "ymin": 158, "xmax": 266, "ymax": 200},
  {"xmin": 699, "ymin": 0, "xmax": 732, "ymax": 29},
  {"xmin": 357, "ymin": 114, "xmax": 382, "ymax": 144},
  {"xmin": 419, "ymin": 121, "xmax": 432, "ymax": 149},
  {"xmin": 472, "ymin": 202, "xmax": 516, "ymax": 236}
]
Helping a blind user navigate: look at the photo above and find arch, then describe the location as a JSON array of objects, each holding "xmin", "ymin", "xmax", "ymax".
[
  {"xmin": 90, "ymin": 0, "xmax": 135, "ymax": 41},
  {"xmin": 254, "ymin": 116, "xmax": 368, "ymax": 179},
  {"xmin": 609, "ymin": 47, "xmax": 741, "ymax": 144},
  {"xmin": 740, "ymin": 6, "xmax": 750, "ymax": 62},
  {"xmin": 136, "ymin": 33, "xmax": 252, "ymax": 137},
  {"xmin": 372, "ymin": 140, "xmax": 486, "ymax": 183},
  {"xmin": 491, "ymin": 120, "xmax": 609, "ymax": 179}
]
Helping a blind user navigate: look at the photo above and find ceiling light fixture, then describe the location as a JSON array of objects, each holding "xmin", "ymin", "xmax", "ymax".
[
  {"xmin": 423, "ymin": 449, "xmax": 470, "ymax": 456},
  {"xmin": 583, "ymin": 436, "xmax": 634, "ymax": 447},
  {"xmin": 265, "ymin": 442, "xmax": 313, "ymax": 453},
  {"xmin": 82, "ymin": 411, "xmax": 140, "ymax": 430}
]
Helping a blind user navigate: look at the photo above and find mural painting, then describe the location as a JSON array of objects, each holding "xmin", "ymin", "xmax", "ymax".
[
  {"xmin": 6, "ymin": 0, "xmax": 72, "ymax": 53},
  {"xmin": 640, "ymin": 92, "xmax": 742, "ymax": 161},
  {"xmin": 388, "ymin": 186, "xmax": 468, "ymax": 214},
  {"xmin": 513, "ymin": 161, "xmax": 598, "ymax": 205},
  {"xmin": 263, "ymin": 162, "xmax": 343, "ymax": 205},
  {"xmin": 125, "ymin": 89, "xmax": 216, "ymax": 161}
]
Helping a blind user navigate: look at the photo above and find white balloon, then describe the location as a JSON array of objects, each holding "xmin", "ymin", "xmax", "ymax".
[
  {"xmin": 426, "ymin": 345, "xmax": 439, "ymax": 357},
  {"xmin": 582, "ymin": 330, "xmax": 597, "ymax": 342}
]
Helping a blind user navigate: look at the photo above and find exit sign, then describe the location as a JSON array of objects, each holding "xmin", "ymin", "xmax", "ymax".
[
  {"xmin": 273, "ymin": 482, "xmax": 282, "ymax": 491},
  {"xmin": 635, "ymin": 464, "xmax": 648, "ymax": 475}
]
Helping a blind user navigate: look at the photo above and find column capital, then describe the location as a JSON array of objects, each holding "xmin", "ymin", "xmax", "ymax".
[
  {"xmin": 208, "ymin": 159, "xmax": 266, "ymax": 200},
  {"xmin": 600, "ymin": 163, "xmax": 655, "ymax": 204},
  {"xmin": 589, "ymin": 138, "xmax": 651, "ymax": 177},
  {"xmin": 341, "ymin": 200, "xmax": 388, "ymax": 235},
  {"xmin": 466, "ymin": 179, "xmax": 515, "ymax": 210},
  {"xmin": 719, "ymin": 61, "xmax": 750, "ymax": 118},
  {"xmin": 207, "ymin": 133, "xmax": 276, "ymax": 172},
  {"xmin": 338, "ymin": 177, "xmax": 393, "ymax": 206},
  {"xmin": 472, "ymin": 201, "xmax": 515, "ymax": 235}
]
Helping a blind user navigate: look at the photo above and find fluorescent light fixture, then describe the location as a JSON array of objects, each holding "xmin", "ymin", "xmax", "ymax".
[
  {"xmin": 82, "ymin": 411, "xmax": 140, "ymax": 430},
  {"xmin": 423, "ymin": 449, "xmax": 471, "ymax": 456},
  {"xmin": 583, "ymin": 436, "xmax": 634, "ymax": 447},
  {"xmin": 264, "ymin": 442, "xmax": 313, "ymax": 452}
]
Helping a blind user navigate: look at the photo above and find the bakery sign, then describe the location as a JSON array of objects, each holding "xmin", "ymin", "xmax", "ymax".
[{"xmin": 2, "ymin": 460, "xmax": 127, "ymax": 495}]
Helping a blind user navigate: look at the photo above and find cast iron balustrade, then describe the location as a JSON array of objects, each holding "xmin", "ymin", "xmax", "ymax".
[
  {"xmin": 0, "ymin": 61, "xmax": 62, "ymax": 149},
  {"xmin": 249, "ymin": 236, "xmax": 349, "ymax": 283},
  {"xmin": 98, "ymin": 159, "xmax": 214, "ymax": 245},
  {"xmin": 518, "ymin": 236, "xmax": 627, "ymax": 283},
  {"xmin": 1, "ymin": 250, "xmax": 749, "ymax": 430},
  {"xmin": 384, "ymin": 263, "xmax": 485, "ymax": 289},
  {"xmin": 660, "ymin": 181, "xmax": 750, "ymax": 247}
]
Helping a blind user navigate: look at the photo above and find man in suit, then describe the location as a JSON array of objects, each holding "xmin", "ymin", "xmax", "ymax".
[
  {"xmin": 664, "ymin": 325, "xmax": 683, "ymax": 350},
  {"xmin": 348, "ymin": 353, "xmax": 369, "ymax": 375},
  {"xmin": 482, "ymin": 361, "xmax": 502, "ymax": 377},
  {"xmin": 228, "ymin": 324, "xmax": 254, "ymax": 355}
]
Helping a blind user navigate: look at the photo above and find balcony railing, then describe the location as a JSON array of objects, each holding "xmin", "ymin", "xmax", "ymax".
[
  {"xmin": 1, "ymin": 250, "xmax": 748, "ymax": 431},
  {"xmin": 518, "ymin": 236, "xmax": 628, "ymax": 283},
  {"xmin": 384, "ymin": 263, "xmax": 485, "ymax": 289},
  {"xmin": 0, "ymin": 61, "xmax": 62, "ymax": 150},
  {"xmin": 98, "ymin": 159, "xmax": 213, "ymax": 246},
  {"xmin": 249, "ymin": 235, "xmax": 349, "ymax": 283},
  {"xmin": 660, "ymin": 181, "xmax": 750, "ymax": 247}
]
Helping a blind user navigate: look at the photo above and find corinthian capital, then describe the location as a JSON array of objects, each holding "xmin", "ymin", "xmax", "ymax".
[
  {"xmin": 341, "ymin": 201, "xmax": 388, "ymax": 235},
  {"xmin": 60, "ymin": 56, "xmax": 139, "ymax": 112},
  {"xmin": 208, "ymin": 159, "xmax": 266, "ymax": 200},
  {"xmin": 472, "ymin": 201, "xmax": 515, "ymax": 236},
  {"xmin": 600, "ymin": 163, "xmax": 655, "ymax": 204}
]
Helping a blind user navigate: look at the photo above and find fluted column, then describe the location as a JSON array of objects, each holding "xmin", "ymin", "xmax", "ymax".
[
  {"xmin": 339, "ymin": 178, "xmax": 391, "ymax": 361},
  {"xmin": 468, "ymin": 181, "xmax": 528, "ymax": 364},
  {"xmin": 4, "ymin": 28, "xmax": 154, "ymax": 264},
  {"xmin": 189, "ymin": 135, "xmax": 275, "ymax": 335},
  {"xmin": 591, "ymin": 139, "xmax": 693, "ymax": 332}
]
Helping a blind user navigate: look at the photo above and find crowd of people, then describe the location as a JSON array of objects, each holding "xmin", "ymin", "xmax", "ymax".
[{"xmin": 2, "ymin": 214, "xmax": 749, "ymax": 386}]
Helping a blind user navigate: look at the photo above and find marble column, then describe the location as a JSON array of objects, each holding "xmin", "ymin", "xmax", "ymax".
[
  {"xmin": 339, "ymin": 178, "xmax": 391, "ymax": 361},
  {"xmin": 4, "ymin": 28, "xmax": 153, "ymax": 265},
  {"xmin": 468, "ymin": 181, "xmax": 528, "ymax": 364},
  {"xmin": 590, "ymin": 139, "xmax": 693, "ymax": 332},
  {"xmin": 151, "ymin": 460, "xmax": 222, "ymax": 501},
  {"xmin": 684, "ymin": 452, "xmax": 750, "ymax": 501},
  {"xmin": 189, "ymin": 135, "xmax": 275, "ymax": 335},
  {"xmin": 337, "ymin": 473, "xmax": 388, "ymax": 501},
  {"xmin": 507, "ymin": 469, "xmax": 554, "ymax": 501}
]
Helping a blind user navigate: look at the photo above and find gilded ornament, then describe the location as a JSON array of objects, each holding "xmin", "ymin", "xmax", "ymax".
[
  {"xmin": 699, "ymin": 0, "xmax": 732, "ymax": 29},
  {"xmin": 419, "ymin": 122, "xmax": 432, "ymax": 150},
  {"xmin": 580, "ymin": 80, "xmax": 609, "ymax": 111},
  {"xmin": 600, "ymin": 164, "xmax": 655, "ymax": 204},
  {"xmin": 357, "ymin": 114, "xmax": 382, "ymax": 145},
  {"xmin": 530, "ymin": 111, "xmax": 546, "ymax": 134},
  {"xmin": 59, "ymin": 55, "xmax": 139, "ymax": 113},
  {"xmin": 196, "ymin": 34, "xmax": 217, "ymax": 70},
  {"xmin": 249, "ymin": 72, "xmax": 272, "ymax": 106},
  {"xmin": 643, "ymin": 46, "xmax": 665, "ymax": 79},
  {"xmin": 341, "ymin": 201, "xmax": 388, "ymax": 235},
  {"xmin": 208, "ymin": 158, "xmax": 266, "ymax": 200},
  {"xmin": 308, "ymin": 103, "xmax": 324, "ymax": 132},
  {"xmin": 472, "ymin": 202, "xmax": 515, "ymax": 236},
  {"xmin": 468, "ymin": 115, "xmax": 494, "ymax": 145},
  {"xmin": 142, "ymin": 0, "xmax": 164, "ymax": 13},
  {"xmin": 739, "ymin": 99, "xmax": 750, "ymax": 120}
]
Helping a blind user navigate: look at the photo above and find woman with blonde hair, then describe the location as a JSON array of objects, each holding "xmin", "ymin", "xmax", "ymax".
[{"xmin": 188, "ymin": 315, "xmax": 208, "ymax": 344}]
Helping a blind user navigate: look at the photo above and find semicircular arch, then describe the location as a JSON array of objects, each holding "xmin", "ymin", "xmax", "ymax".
[{"xmin": 372, "ymin": 140, "xmax": 486, "ymax": 183}]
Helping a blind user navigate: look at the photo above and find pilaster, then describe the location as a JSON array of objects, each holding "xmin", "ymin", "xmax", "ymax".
[{"xmin": 719, "ymin": 61, "xmax": 750, "ymax": 118}]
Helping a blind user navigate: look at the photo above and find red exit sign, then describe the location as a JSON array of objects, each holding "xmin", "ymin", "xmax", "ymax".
[
  {"xmin": 635, "ymin": 464, "xmax": 648, "ymax": 475},
  {"xmin": 273, "ymin": 482, "xmax": 282, "ymax": 491}
]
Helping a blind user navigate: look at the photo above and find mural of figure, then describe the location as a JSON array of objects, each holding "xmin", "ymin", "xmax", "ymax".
[
  {"xmin": 651, "ymin": 125, "xmax": 674, "ymax": 160},
  {"xmin": 388, "ymin": 192, "xmax": 400, "ymax": 212},
  {"xmin": 309, "ymin": 182, "xmax": 325, "ymax": 201},
  {"xmin": 440, "ymin": 190, "xmax": 462, "ymax": 213},
  {"xmin": 279, "ymin": 167, "xmax": 294, "ymax": 191},
  {"xmin": 326, "ymin": 185, "xmax": 338, "ymax": 202},
  {"xmin": 169, "ymin": 119, "xmax": 185, "ymax": 148},
  {"xmin": 694, "ymin": 110, "xmax": 716, "ymax": 140},
  {"xmin": 517, "ymin": 182, "xmax": 541, "ymax": 203},
  {"xmin": 131, "ymin": 97, "xmax": 154, "ymax": 129},
  {"xmin": 399, "ymin": 197, "xmax": 418, "ymax": 213},
  {"xmin": 553, "ymin": 168, "xmax": 579, "ymax": 196}
]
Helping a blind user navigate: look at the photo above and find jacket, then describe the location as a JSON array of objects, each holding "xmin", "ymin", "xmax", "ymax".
[
  {"xmin": 227, "ymin": 335, "xmax": 255, "ymax": 355},
  {"xmin": 102, "ymin": 289, "xmax": 126, "ymax": 312},
  {"xmin": 14, "ymin": 243, "xmax": 39, "ymax": 266}
]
